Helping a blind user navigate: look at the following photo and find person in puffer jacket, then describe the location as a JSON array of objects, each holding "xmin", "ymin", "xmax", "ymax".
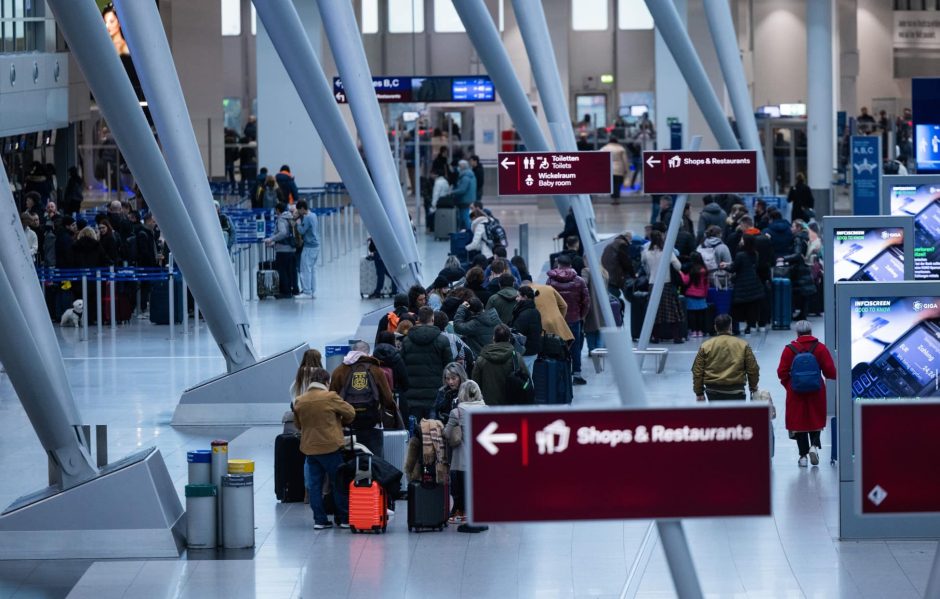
[
  {"xmin": 546, "ymin": 254, "xmax": 591, "ymax": 385},
  {"xmin": 763, "ymin": 208, "xmax": 794, "ymax": 259}
]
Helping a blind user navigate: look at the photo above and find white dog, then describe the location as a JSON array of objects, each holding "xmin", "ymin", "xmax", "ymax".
[{"xmin": 60, "ymin": 299, "xmax": 84, "ymax": 327}]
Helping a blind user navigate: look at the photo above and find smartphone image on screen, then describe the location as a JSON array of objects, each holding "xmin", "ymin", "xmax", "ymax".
[
  {"xmin": 914, "ymin": 201, "xmax": 940, "ymax": 246},
  {"xmin": 851, "ymin": 320, "xmax": 940, "ymax": 399},
  {"xmin": 849, "ymin": 246, "xmax": 905, "ymax": 282}
]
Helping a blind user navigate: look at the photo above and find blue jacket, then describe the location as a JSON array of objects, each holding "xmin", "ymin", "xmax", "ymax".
[
  {"xmin": 764, "ymin": 219, "xmax": 793, "ymax": 258},
  {"xmin": 451, "ymin": 169, "xmax": 477, "ymax": 207},
  {"xmin": 275, "ymin": 171, "xmax": 299, "ymax": 204},
  {"xmin": 296, "ymin": 212, "xmax": 320, "ymax": 248}
]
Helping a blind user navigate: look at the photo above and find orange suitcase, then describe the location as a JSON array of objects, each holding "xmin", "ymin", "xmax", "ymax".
[{"xmin": 348, "ymin": 456, "xmax": 388, "ymax": 533}]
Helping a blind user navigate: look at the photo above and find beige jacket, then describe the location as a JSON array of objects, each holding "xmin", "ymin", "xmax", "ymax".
[
  {"xmin": 691, "ymin": 333, "xmax": 760, "ymax": 396},
  {"xmin": 293, "ymin": 383, "xmax": 356, "ymax": 455}
]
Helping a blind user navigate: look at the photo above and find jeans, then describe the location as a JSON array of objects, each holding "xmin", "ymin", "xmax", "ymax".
[
  {"xmin": 794, "ymin": 430, "xmax": 822, "ymax": 457},
  {"xmin": 274, "ymin": 251, "xmax": 297, "ymax": 297},
  {"xmin": 457, "ymin": 206, "xmax": 471, "ymax": 231},
  {"xmin": 305, "ymin": 451, "xmax": 347, "ymax": 525},
  {"xmin": 298, "ymin": 245, "xmax": 319, "ymax": 295},
  {"xmin": 568, "ymin": 320, "xmax": 584, "ymax": 376},
  {"xmin": 585, "ymin": 330, "xmax": 604, "ymax": 352},
  {"xmin": 352, "ymin": 427, "xmax": 384, "ymax": 459}
]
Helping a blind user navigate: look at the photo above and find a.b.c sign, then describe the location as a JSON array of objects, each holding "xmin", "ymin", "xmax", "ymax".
[{"xmin": 466, "ymin": 405, "xmax": 771, "ymax": 523}]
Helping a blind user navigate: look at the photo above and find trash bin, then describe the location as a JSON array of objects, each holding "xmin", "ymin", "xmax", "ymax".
[
  {"xmin": 187, "ymin": 450, "xmax": 212, "ymax": 485},
  {"xmin": 222, "ymin": 474, "xmax": 255, "ymax": 549},
  {"xmin": 185, "ymin": 484, "xmax": 217, "ymax": 549},
  {"xmin": 227, "ymin": 459, "xmax": 254, "ymax": 475}
]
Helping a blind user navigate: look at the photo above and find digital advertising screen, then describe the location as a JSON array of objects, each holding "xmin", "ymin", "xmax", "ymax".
[
  {"xmin": 334, "ymin": 75, "xmax": 495, "ymax": 104},
  {"xmin": 886, "ymin": 183, "xmax": 940, "ymax": 279},
  {"xmin": 451, "ymin": 77, "xmax": 495, "ymax": 102},
  {"xmin": 915, "ymin": 124, "xmax": 940, "ymax": 171},
  {"xmin": 832, "ymin": 227, "xmax": 906, "ymax": 282},
  {"xmin": 847, "ymin": 296, "xmax": 940, "ymax": 400}
]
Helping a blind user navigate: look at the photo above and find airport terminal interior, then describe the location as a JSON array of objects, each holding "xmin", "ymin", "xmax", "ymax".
[{"xmin": 0, "ymin": 0, "xmax": 939, "ymax": 598}]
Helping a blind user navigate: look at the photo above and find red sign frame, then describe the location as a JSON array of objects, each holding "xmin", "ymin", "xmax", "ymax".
[
  {"xmin": 858, "ymin": 401, "xmax": 940, "ymax": 515},
  {"xmin": 496, "ymin": 151, "xmax": 612, "ymax": 196},
  {"xmin": 642, "ymin": 150, "xmax": 758, "ymax": 195},
  {"xmin": 466, "ymin": 405, "xmax": 771, "ymax": 524}
]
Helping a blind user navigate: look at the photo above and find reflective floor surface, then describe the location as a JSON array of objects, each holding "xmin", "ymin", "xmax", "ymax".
[{"xmin": 0, "ymin": 193, "xmax": 935, "ymax": 598}]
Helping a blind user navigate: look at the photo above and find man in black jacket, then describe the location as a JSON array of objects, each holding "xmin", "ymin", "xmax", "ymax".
[{"xmin": 399, "ymin": 307, "xmax": 453, "ymax": 420}]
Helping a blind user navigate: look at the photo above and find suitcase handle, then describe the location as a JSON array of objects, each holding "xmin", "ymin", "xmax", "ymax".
[{"xmin": 354, "ymin": 454, "xmax": 373, "ymax": 487}]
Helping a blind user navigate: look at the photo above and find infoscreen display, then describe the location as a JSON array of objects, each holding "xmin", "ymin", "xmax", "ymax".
[
  {"xmin": 915, "ymin": 124, "xmax": 940, "ymax": 171},
  {"xmin": 887, "ymin": 184, "xmax": 940, "ymax": 279},
  {"xmin": 832, "ymin": 227, "xmax": 906, "ymax": 282},
  {"xmin": 848, "ymin": 296, "xmax": 940, "ymax": 400}
]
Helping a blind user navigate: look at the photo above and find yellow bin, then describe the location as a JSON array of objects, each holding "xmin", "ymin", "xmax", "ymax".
[{"xmin": 227, "ymin": 459, "xmax": 255, "ymax": 474}]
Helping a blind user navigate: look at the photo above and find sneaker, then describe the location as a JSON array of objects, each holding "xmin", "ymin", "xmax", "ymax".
[
  {"xmin": 448, "ymin": 511, "xmax": 466, "ymax": 524},
  {"xmin": 572, "ymin": 376, "xmax": 588, "ymax": 385},
  {"xmin": 386, "ymin": 508, "xmax": 395, "ymax": 516},
  {"xmin": 313, "ymin": 522, "xmax": 333, "ymax": 530},
  {"xmin": 337, "ymin": 522, "xmax": 350, "ymax": 529},
  {"xmin": 294, "ymin": 293, "xmax": 312, "ymax": 299},
  {"xmin": 798, "ymin": 456, "xmax": 808, "ymax": 467},
  {"xmin": 808, "ymin": 447, "xmax": 819, "ymax": 466}
]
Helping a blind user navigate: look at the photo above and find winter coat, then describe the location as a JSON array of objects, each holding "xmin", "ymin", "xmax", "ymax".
[
  {"xmin": 293, "ymin": 383, "xmax": 356, "ymax": 456},
  {"xmin": 600, "ymin": 234, "xmax": 633, "ymax": 291},
  {"xmin": 71, "ymin": 237, "xmax": 110, "ymax": 268},
  {"xmin": 465, "ymin": 215, "xmax": 493, "ymax": 259},
  {"xmin": 777, "ymin": 335, "xmax": 836, "ymax": 432},
  {"xmin": 697, "ymin": 237, "xmax": 732, "ymax": 271},
  {"xmin": 450, "ymin": 168, "xmax": 477, "ymax": 207},
  {"xmin": 787, "ymin": 183, "xmax": 815, "ymax": 222},
  {"xmin": 529, "ymin": 283, "xmax": 574, "ymax": 341},
  {"xmin": 692, "ymin": 333, "xmax": 760, "ymax": 396},
  {"xmin": 444, "ymin": 398, "xmax": 486, "ymax": 471},
  {"xmin": 582, "ymin": 267, "xmax": 609, "ymax": 333},
  {"xmin": 725, "ymin": 251, "xmax": 765, "ymax": 304},
  {"xmin": 472, "ymin": 342, "xmax": 529, "ymax": 406},
  {"xmin": 510, "ymin": 299, "xmax": 543, "ymax": 356},
  {"xmin": 275, "ymin": 170, "xmax": 299, "ymax": 203},
  {"xmin": 431, "ymin": 385, "xmax": 460, "ymax": 424},
  {"xmin": 372, "ymin": 342, "xmax": 410, "ymax": 394},
  {"xmin": 453, "ymin": 305, "xmax": 502, "ymax": 355},
  {"xmin": 546, "ymin": 267, "xmax": 590, "ymax": 323},
  {"xmin": 601, "ymin": 142, "xmax": 630, "ymax": 176},
  {"xmin": 400, "ymin": 325, "xmax": 453, "ymax": 411},
  {"xmin": 785, "ymin": 233, "xmax": 817, "ymax": 296},
  {"xmin": 465, "ymin": 281, "xmax": 492, "ymax": 306},
  {"xmin": 328, "ymin": 354, "xmax": 397, "ymax": 429},
  {"xmin": 697, "ymin": 203, "xmax": 727, "ymax": 240},
  {"xmin": 271, "ymin": 211, "xmax": 295, "ymax": 253},
  {"xmin": 764, "ymin": 219, "xmax": 794, "ymax": 258},
  {"xmin": 486, "ymin": 287, "xmax": 519, "ymax": 324},
  {"xmin": 640, "ymin": 248, "xmax": 681, "ymax": 287}
]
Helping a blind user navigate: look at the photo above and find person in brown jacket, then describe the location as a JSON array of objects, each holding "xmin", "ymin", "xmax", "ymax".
[
  {"xmin": 528, "ymin": 282, "xmax": 574, "ymax": 342},
  {"xmin": 293, "ymin": 367, "xmax": 355, "ymax": 529},
  {"xmin": 329, "ymin": 341, "xmax": 398, "ymax": 459}
]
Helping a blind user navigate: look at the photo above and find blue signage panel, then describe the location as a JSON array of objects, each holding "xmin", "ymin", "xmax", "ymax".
[
  {"xmin": 852, "ymin": 136, "xmax": 882, "ymax": 216},
  {"xmin": 333, "ymin": 75, "xmax": 495, "ymax": 104}
]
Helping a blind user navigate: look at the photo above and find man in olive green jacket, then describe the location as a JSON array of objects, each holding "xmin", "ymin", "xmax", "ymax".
[{"xmin": 692, "ymin": 314, "xmax": 760, "ymax": 402}]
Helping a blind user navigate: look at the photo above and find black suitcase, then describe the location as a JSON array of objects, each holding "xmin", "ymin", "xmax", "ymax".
[
  {"xmin": 532, "ymin": 358, "xmax": 572, "ymax": 404},
  {"xmin": 407, "ymin": 476, "xmax": 449, "ymax": 532},
  {"xmin": 149, "ymin": 274, "xmax": 183, "ymax": 325},
  {"xmin": 274, "ymin": 433, "xmax": 306, "ymax": 503}
]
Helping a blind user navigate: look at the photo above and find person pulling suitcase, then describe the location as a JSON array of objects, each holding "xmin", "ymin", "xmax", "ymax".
[{"xmin": 691, "ymin": 314, "xmax": 760, "ymax": 402}]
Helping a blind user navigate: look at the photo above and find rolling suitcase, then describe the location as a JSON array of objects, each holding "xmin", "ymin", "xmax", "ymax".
[
  {"xmin": 149, "ymin": 274, "xmax": 183, "ymax": 325},
  {"xmin": 706, "ymin": 287, "xmax": 733, "ymax": 316},
  {"xmin": 348, "ymin": 455, "xmax": 388, "ymax": 533},
  {"xmin": 360, "ymin": 256, "xmax": 393, "ymax": 298},
  {"xmin": 382, "ymin": 429, "xmax": 409, "ymax": 498},
  {"xmin": 257, "ymin": 268, "xmax": 279, "ymax": 299},
  {"xmin": 449, "ymin": 231, "xmax": 472, "ymax": 262},
  {"xmin": 532, "ymin": 358, "xmax": 572, "ymax": 405},
  {"xmin": 433, "ymin": 208, "xmax": 457, "ymax": 240},
  {"xmin": 274, "ymin": 433, "xmax": 306, "ymax": 503},
  {"xmin": 103, "ymin": 284, "xmax": 133, "ymax": 325},
  {"xmin": 771, "ymin": 277, "xmax": 792, "ymax": 330},
  {"xmin": 407, "ymin": 470, "xmax": 449, "ymax": 532}
]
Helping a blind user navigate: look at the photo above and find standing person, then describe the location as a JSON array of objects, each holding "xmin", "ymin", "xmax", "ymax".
[
  {"xmin": 764, "ymin": 208, "xmax": 793, "ymax": 259},
  {"xmin": 510, "ymin": 285, "xmax": 543, "ymax": 371},
  {"xmin": 429, "ymin": 166, "xmax": 451, "ymax": 217},
  {"xmin": 697, "ymin": 196, "xmax": 728, "ymax": 242},
  {"xmin": 470, "ymin": 155, "xmax": 485, "ymax": 202},
  {"xmin": 329, "ymin": 341, "xmax": 398, "ymax": 458},
  {"xmin": 721, "ymin": 235, "xmax": 765, "ymax": 335},
  {"xmin": 238, "ymin": 137, "xmax": 258, "ymax": 195},
  {"xmin": 447, "ymin": 160, "xmax": 477, "ymax": 231},
  {"xmin": 546, "ymin": 254, "xmax": 591, "ymax": 385},
  {"xmin": 601, "ymin": 136, "xmax": 629, "ymax": 204},
  {"xmin": 787, "ymin": 173, "xmax": 815, "ymax": 223},
  {"xmin": 275, "ymin": 165, "xmax": 299, "ymax": 204},
  {"xmin": 453, "ymin": 297, "xmax": 501, "ymax": 355},
  {"xmin": 641, "ymin": 231, "xmax": 685, "ymax": 344},
  {"xmin": 257, "ymin": 175, "xmax": 283, "ymax": 210},
  {"xmin": 400, "ymin": 307, "xmax": 454, "ymax": 421},
  {"xmin": 432, "ymin": 362, "xmax": 468, "ymax": 424},
  {"xmin": 529, "ymin": 280, "xmax": 574, "ymax": 343},
  {"xmin": 465, "ymin": 206, "xmax": 493, "ymax": 260},
  {"xmin": 785, "ymin": 220, "xmax": 817, "ymax": 321},
  {"xmin": 292, "ymin": 367, "xmax": 355, "ymax": 529},
  {"xmin": 264, "ymin": 202, "xmax": 298, "ymax": 298},
  {"xmin": 692, "ymin": 314, "xmax": 760, "ymax": 401},
  {"xmin": 443, "ymin": 380, "xmax": 487, "ymax": 529},
  {"xmin": 485, "ymin": 273, "xmax": 520, "ymax": 325},
  {"xmin": 472, "ymin": 325, "xmax": 530, "ymax": 406},
  {"xmin": 367, "ymin": 237, "xmax": 398, "ymax": 300},
  {"xmin": 21, "ymin": 212, "xmax": 38, "ymax": 264},
  {"xmin": 776, "ymin": 321, "xmax": 836, "ymax": 467},
  {"xmin": 373, "ymin": 330, "xmax": 410, "ymax": 404},
  {"xmin": 294, "ymin": 200, "xmax": 320, "ymax": 299},
  {"xmin": 600, "ymin": 231, "xmax": 635, "ymax": 297},
  {"xmin": 684, "ymin": 252, "xmax": 709, "ymax": 338},
  {"xmin": 581, "ymin": 266, "xmax": 610, "ymax": 352},
  {"xmin": 63, "ymin": 167, "xmax": 84, "ymax": 216}
]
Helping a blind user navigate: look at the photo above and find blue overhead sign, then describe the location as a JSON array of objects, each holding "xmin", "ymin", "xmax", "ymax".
[
  {"xmin": 852, "ymin": 136, "xmax": 882, "ymax": 215},
  {"xmin": 333, "ymin": 75, "xmax": 495, "ymax": 104}
]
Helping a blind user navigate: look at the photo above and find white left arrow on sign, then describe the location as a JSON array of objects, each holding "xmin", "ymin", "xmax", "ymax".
[
  {"xmin": 646, "ymin": 155, "xmax": 660, "ymax": 168},
  {"xmin": 477, "ymin": 421, "xmax": 518, "ymax": 456},
  {"xmin": 500, "ymin": 157, "xmax": 516, "ymax": 170}
]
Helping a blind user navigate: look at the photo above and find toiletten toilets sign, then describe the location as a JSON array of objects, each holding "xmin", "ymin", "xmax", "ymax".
[{"xmin": 465, "ymin": 404, "xmax": 772, "ymax": 523}]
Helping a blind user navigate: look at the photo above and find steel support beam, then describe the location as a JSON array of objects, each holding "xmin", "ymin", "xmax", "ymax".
[{"xmin": 807, "ymin": 0, "xmax": 834, "ymax": 211}]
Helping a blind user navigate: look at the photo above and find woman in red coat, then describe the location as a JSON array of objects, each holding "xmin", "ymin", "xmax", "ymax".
[{"xmin": 776, "ymin": 320, "xmax": 837, "ymax": 467}]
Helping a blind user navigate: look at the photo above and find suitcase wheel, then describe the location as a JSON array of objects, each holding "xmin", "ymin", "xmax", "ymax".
[{"xmin": 350, "ymin": 526, "xmax": 358, "ymax": 534}]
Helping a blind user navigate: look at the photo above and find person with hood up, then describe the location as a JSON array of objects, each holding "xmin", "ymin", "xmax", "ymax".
[
  {"xmin": 485, "ymin": 273, "xmax": 520, "ymax": 324},
  {"xmin": 453, "ymin": 297, "xmax": 501, "ymax": 355},
  {"xmin": 465, "ymin": 206, "xmax": 494, "ymax": 260},
  {"xmin": 399, "ymin": 307, "xmax": 453, "ymax": 421},
  {"xmin": 696, "ymin": 196, "xmax": 727, "ymax": 242},
  {"xmin": 373, "ymin": 330, "xmax": 410, "ymax": 406},
  {"xmin": 763, "ymin": 208, "xmax": 793, "ymax": 259},
  {"xmin": 472, "ymin": 325, "xmax": 529, "ymax": 406},
  {"xmin": 546, "ymin": 254, "xmax": 591, "ymax": 385},
  {"xmin": 444, "ymin": 379, "xmax": 487, "ymax": 529},
  {"xmin": 510, "ymin": 286, "xmax": 543, "ymax": 371},
  {"xmin": 329, "ymin": 341, "xmax": 398, "ymax": 458}
]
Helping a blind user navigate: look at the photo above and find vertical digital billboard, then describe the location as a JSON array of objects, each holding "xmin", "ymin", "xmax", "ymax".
[{"xmin": 881, "ymin": 175, "xmax": 940, "ymax": 280}]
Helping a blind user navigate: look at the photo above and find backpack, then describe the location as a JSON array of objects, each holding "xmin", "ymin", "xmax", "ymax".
[
  {"xmin": 505, "ymin": 352, "xmax": 535, "ymax": 405},
  {"xmin": 261, "ymin": 187, "xmax": 279, "ymax": 209},
  {"xmin": 483, "ymin": 219, "xmax": 508, "ymax": 248},
  {"xmin": 282, "ymin": 216, "xmax": 297, "ymax": 249},
  {"xmin": 788, "ymin": 342, "xmax": 822, "ymax": 393},
  {"xmin": 699, "ymin": 244, "xmax": 718, "ymax": 272},
  {"xmin": 341, "ymin": 363, "xmax": 381, "ymax": 429}
]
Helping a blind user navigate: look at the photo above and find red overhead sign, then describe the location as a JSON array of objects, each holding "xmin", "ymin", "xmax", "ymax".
[
  {"xmin": 497, "ymin": 151, "xmax": 612, "ymax": 196},
  {"xmin": 642, "ymin": 150, "xmax": 758, "ymax": 195},
  {"xmin": 858, "ymin": 401, "xmax": 940, "ymax": 515},
  {"xmin": 466, "ymin": 405, "xmax": 771, "ymax": 523}
]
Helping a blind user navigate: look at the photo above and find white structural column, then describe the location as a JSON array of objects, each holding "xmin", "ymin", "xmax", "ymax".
[
  {"xmin": 655, "ymin": 0, "xmax": 688, "ymax": 151},
  {"xmin": 256, "ymin": 0, "xmax": 324, "ymax": 188},
  {"xmin": 807, "ymin": 0, "xmax": 835, "ymax": 214}
]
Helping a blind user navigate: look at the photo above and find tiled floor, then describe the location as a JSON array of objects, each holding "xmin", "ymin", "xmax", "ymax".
[{"xmin": 0, "ymin": 193, "xmax": 936, "ymax": 598}]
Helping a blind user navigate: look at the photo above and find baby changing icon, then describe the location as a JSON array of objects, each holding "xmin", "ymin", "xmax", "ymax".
[
  {"xmin": 525, "ymin": 174, "xmax": 535, "ymax": 186},
  {"xmin": 535, "ymin": 419, "xmax": 571, "ymax": 455}
]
